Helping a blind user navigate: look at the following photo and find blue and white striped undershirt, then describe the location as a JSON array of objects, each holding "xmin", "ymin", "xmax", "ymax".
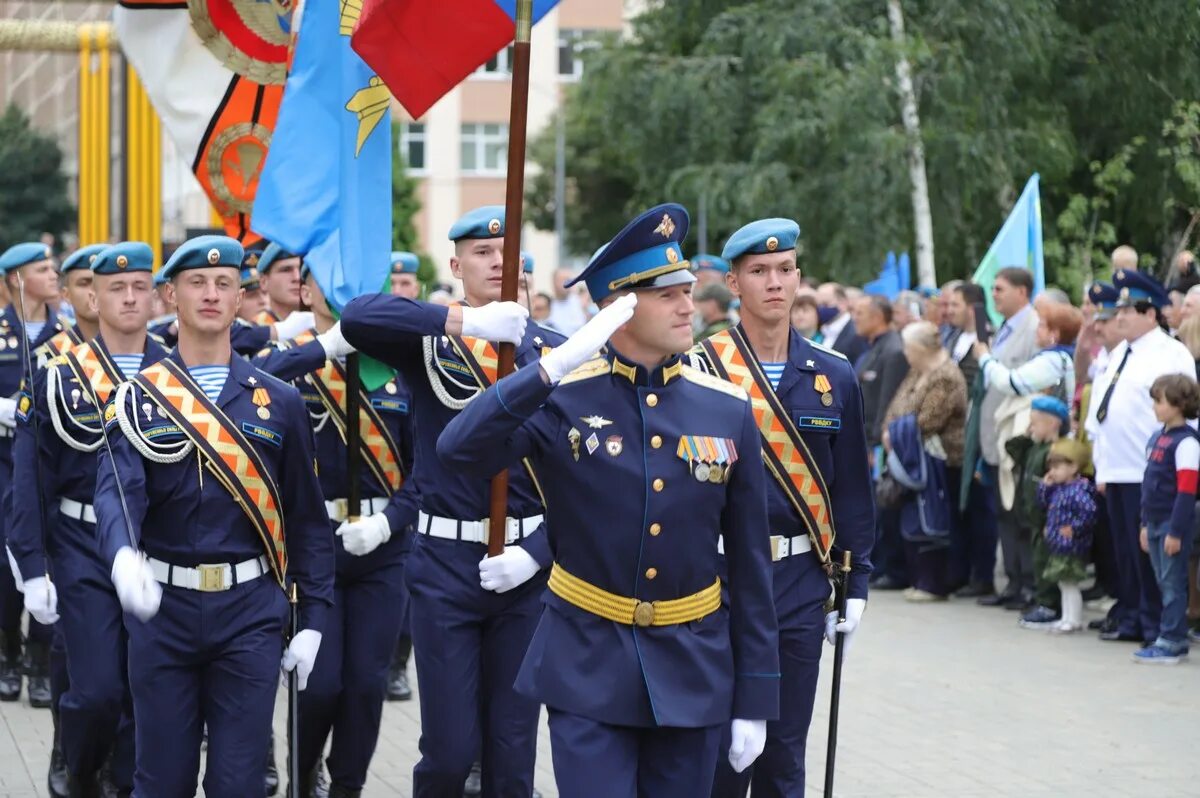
[
  {"xmin": 188, "ymin": 365, "xmax": 229, "ymax": 403},
  {"xmin": 111, "ymin": 354, "xmax": 144, "ymax": 379},
  {"xmin": 24, "ymin": 322, "xmax": 45, "ymax": 341},
  {"xmin": 761, "ymin": 362, "xmax": 786, "ymax": 390}
]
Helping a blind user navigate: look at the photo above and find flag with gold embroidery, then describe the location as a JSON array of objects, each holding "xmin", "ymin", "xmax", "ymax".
[{"xmin": 250, "ymin": 0, "xmax": 392, "ymax": 312}]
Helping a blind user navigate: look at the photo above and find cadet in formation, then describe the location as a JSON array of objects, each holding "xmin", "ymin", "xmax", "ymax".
[
  {"xmin": 341, "ymin": 207, "xmax": 563, "ymax": 797},
  {"xmin": 93, "ymin": 235, "xmax": 334, "ymax": 796},
  {"xmin": 39, "ymin": 244, "xmax": 104, "ymax": 362},
  {"xmin": 10, "ymin": 242, "xmax": 169, "ymax": 796},
  {"xmin": 255, "ymin": 243, "xmax": 304, "ymax": 326},
  {"xmin": 438, "ymin": 203, "xmax": 780, "ymax": 798},
  {"xmin": 253, "ymin": 261, "xmax": 417, "ymax": 797},
  {"xmin": 694, "ymin": 219, "xmax": 874, "ymax": 797}
]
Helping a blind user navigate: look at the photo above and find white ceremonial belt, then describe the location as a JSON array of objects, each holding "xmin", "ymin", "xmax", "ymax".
[
  {"xmin": 718, "ymin": 534, "xmax": 812, "ymax": 562},
  {"xmin": 148, "ymin": 555, "xmax": 270, "ymax": 592},
  {"xmin": 325, "ymin": 497, "xmax": 390, "ymax": 523},
  {"xmin": 59, "ymin": 498, "xmax": 96, "ymax": 524},
  {"xmin": 417, "ymin": 511, "xmax": 543, "ymax": 546}
]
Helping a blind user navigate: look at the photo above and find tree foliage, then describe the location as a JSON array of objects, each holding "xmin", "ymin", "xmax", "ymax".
[{"xmin": 0, "ymin": 104, "xmax": 74, "ymax": 246}]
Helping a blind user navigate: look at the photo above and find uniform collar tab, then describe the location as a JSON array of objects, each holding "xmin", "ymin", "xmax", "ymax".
[{"xmin": 606, "ymin": 347, "xmax": 683, "ymax": 387}]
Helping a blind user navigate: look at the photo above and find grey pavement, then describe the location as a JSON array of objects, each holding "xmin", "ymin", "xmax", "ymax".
[{"xmin": 1, "ymin": 592, "xmax": 1197, "ymax": 796}]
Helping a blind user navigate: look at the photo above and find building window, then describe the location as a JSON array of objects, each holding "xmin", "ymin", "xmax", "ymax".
[
  {"xmin": 475, "ymin": 45, "xmax": 514, "ymax": 77},
  {"xmin": 558, "ymin": 29, "xmax": 599, "ymax": 79},
  {"xmin": 399, "ymin": 122, "xmax": 426, "ymax": 172},
  {"xmin": 460, "ymin": 123, "xmax": 508, "ymax": 175}
]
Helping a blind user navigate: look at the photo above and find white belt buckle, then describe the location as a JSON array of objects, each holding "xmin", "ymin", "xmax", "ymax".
[
  {"xmin": 196, "ymin": 563, "xmax": 229, "ymax": 592},
  {"xmin": 330, "ymin": 499, "xmax": 349, "ymax": 523}
]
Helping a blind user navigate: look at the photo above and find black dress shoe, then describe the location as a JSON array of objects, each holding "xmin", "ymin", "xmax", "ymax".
[
  {"xmin": 954, "ymin": 582, "xmax": 994, "ymax": 599},
  {"xmin": 48, "ymin": 708, "xmax": 69, "ymax": 798},
  {"xmin": 1088, "ymin": 618, "xmax": 1116, "ymax": 633},
  {"xmin": 1099, "ymin": 630, "xmax": 1142, "ymax": 642},
  {"xmin": 264, "ymin": 733, "xmax": 279, "ymax": 796},
  {"xmin": 386, "ymin": 669, "xmax": 412, "ymax": 702},
  {"xmin": 868, "ymin": 575, "xmax": 908, "ymax": 591},
  {"xmin": 977, "ymin": 592, "xmax": 1017, "ymax": 607},
  {"xmin": 463, "ymin": 762, "xmax": 482, "ymax": 797}
]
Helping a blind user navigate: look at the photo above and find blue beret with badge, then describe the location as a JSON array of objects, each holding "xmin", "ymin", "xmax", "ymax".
[
  {"xmin": 257, "ymin": 242, "xmax": 300, "ymax": 274},
  {"xmin": 567, "ymin": 203, "xmax": 695, "ymax": 303},
  {"xmin": 159, "ymin": 235, "xmax": 244, "ymax": 281},
  {"xmin": 521, "ymin": 250, "xmax": 534, "ymax": 274},
  {"xmin": 92, "ymin": 242, "xmax": 154, "ymax": 274},
  {"xmin": 1088, "ymin": 281, "xmax": 1119, "ymax": 320},
  {"xmin": 721, "ymin": 218, "xmax": 801, "ymax": 262},
  {"xmin": 448, "ymin": 205, "xmax": 505, "ymax": 241},
  {"xmin": 0, "ymin": 242, "xmax": 54, "ymax": 275},
  {"xmin": 390, "ymin": 251, "xmax": 419, "ymax": 274},
  {"xmin": 691, "ymin": 253, "xmax": 730, "ymax": 274},
  {"xmin": 62, "ymin": 244, "xmax": 108, "ymax": 274},
  {"xmin": 1114, "ymin": 268, "xmax": 1168, "ymax": 308}
]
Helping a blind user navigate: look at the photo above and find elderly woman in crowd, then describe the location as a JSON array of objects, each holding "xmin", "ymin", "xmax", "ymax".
[
  {"xmin": 975, "ymin": 301, "xmax": 1082, "ymax": 403},
  {"xmin": 883, "ymin": 321, "xmax": 969, "ymax": 601}
]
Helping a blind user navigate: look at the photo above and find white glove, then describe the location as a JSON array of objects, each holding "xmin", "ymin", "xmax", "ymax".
[
  {"xmin": 728, "ymin": 718, "xmax": 767, "ymax": 773},
  {"xmin": 824, "ymin": 597, "xmax": 866, "ymax": 656},
  {"xmin": 316, "ymin": 321, "xmax": 356, "ymax": 360},
  {"xmin": 23, "ymin": 577, "xmax": 59, "ymax": 625},
  {"xmin": 479, "ymin": 547, "xmax": 541, "ymax": 593},
  {"xmin": 281, "ymin": 629, "xmax": 322, "ymax": 691},
  {"xmin": 273, "ymin": 311, "xmax": 316, "ymax": 341},
  {"xmin": 460, "ymin": 302, "xmax": 528, "ymax": 344},
  {"xmin": 336, "ymin": 512, "xmax": 391, "ymax": 556},
  {"xmin": 540, "ymin": 293, "xmax": 637, "ymax": 384},
  {"xmin": 110, "ymin": 546, "xmax": 162, "ymax": 622},
  {"xmin": 0, "ymin": 397, "xmax": 17, "ymax": 429}
]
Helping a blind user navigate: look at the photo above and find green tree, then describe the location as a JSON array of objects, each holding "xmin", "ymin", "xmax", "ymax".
[
  {"xmin": 0, "ymin": 104, "xmax": 74, "ymax": 245},
  {"xmin": 391, "ymin": 122, "xmax": 436, "ymax": 292}
]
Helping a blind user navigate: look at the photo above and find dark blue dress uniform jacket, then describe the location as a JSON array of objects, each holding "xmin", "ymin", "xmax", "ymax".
[{"xmin": 437, "ymin": 351, "xmax": 781, "ymax": 728}]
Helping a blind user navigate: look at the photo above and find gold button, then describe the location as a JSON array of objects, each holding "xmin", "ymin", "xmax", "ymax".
[
  {"xmin": 649, "ymin": 523, "xmax": 661, "ymax": 536},
  {"xmin": 651, "ymin": 435, "xmax": 662, "ymax": 449},
  {"xmin": 653, "ymin": 478, "xmax": 664, "ymax": 492},
  {"xmin": 645, "ymin": 568, "xmax": 658, "ymax": 580},
  {"xmin": 646, "ymin": 393, "xmax": 658, "ymax": 407}
]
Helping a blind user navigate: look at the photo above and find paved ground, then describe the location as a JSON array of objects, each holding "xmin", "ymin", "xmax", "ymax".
[{"xmin": 1, "ymin": 591, "xmax": 1197, "ymax": 796}]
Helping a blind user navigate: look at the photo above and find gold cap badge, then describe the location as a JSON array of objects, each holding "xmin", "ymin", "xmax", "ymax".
[
  {"xmin": 116, "ymin": 255, "xmax": 128, "ymax": 269},
  {"xmin": 765, "ymin": 236, "xmax": 779, "ymax": 252},
  {"xmin": 488, "ymin": 218, "xmax": 502, "ymax": 235},
  {"xmin": 653, "ymin": 213, "xmax": 676, "ymax": 238},
  {"xmin": 666, "ymin": 247, "xmax": 679, "ymax": 264},
  {"xmin": 207, "ymin": 248, "xmax": 221, "ymax": 264}
]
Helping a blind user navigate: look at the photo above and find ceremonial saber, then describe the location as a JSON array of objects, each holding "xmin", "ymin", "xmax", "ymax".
[
  {"xmin": 487, "ymin": 0, "xmax": 534, "ymax": 556},
  {"xmin": 824, "ymin": 551, "xmax": 852, "ymax": 798},
  {"xmin": 345, "ymin": 351, "xmax": 362, "ymax": 522},
  {"xmin": 287, "ymin": 583, "xmax": 300, "ymax": 798}
]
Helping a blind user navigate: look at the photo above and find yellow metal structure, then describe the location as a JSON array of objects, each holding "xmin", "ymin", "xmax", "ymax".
[
  {"xmin": 77, "ymin": 22, "xmax": 111, "ymax": 245},
  {"xmin": 125, "ymin": 62, "xmax": 162, "ymax": 266}
]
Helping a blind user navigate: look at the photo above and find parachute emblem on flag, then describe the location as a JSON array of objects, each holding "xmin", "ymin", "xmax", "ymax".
[
  {"xmin": 346, "ymin": 77, "xmax": 391, "ymax": 158},
  {"xmin": 206, "ymin": 121, "xmax": 274, "ymax": 215},
  {"xmin": 188, "ymin": 0, "xmax": 295, "ymax": 85}
]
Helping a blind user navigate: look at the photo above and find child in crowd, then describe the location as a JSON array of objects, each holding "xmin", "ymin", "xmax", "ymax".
[
  {"xmin": 1135, "ymin": 374, "xmax": 1200, "ymax": 664},
  {"xmin": 1037, "ymin": 439, "xmax": 1098, "ymax": 633}
]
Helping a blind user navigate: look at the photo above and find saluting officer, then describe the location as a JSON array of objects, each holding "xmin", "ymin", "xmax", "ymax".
[
  {"xmin": 10, "ymin": 241, "xmax": 168, "ymax": 795},
  {"xmin": 692, "ymin": 219, "xmax": 874, "ymax": 797},
  {"xmin": 92, "ymin": 235, "xmax": 335, "ymax": 796},
  {"xmin": 253, "ymin": 263, "xmax": 417, "ymax": 797},
  {"xmin": 340, "ymin": 206, "xmax": 564, "ymax": 797},
  {"xmin": 437, "ymin": 204, "xmax": 780, "ymax": 798}
]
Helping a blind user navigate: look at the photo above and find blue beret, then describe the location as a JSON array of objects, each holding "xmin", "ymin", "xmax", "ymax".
[
  {"xmin": 92, "ymin": 242, "xmax": 153, "ymax": 275},
  {"xmin": 721, "ymin": 219, "xmax": 801, "ymax": 262},
  {"xmin": 62, "ymin": 244, "xmax": 108, "ymax": 274},
  {"xmin": 159, "ymin": 235, "xmax": 244, "ymax": 281},
  {"xmin": 257, "ymin": 242, "xmax": 300, "ymax": 274},
  {"xmin": 0, "ymin": 242, "xmax": 53, "ymax": 275},
  {"xmin": 1114, "ymin": 269, "xmax": 1168, "ymax": 308},
  {"xmin": 390, "ymin": 251, "xmax": 419, "ymax": 274},
  {"xmin": 567, "ymin": 203, "xmax": 695, "ymax": 303},
  {"xmin": 692, "ymin": 253, "xmax": 730, "ymax": 274},
  {"xmin": 1031, "ymin": 395, "xmax": 1070, "ymax": 426},
  {"xmin": 448, "ymin": 206, "xmax": 505, "ymax": 241},
  {"xmin": 521, "ymin": 251, "xmax": 534, "ymax": 274},
  {"xmin": 1088, "ymin": 281, "xmax": 1119, "ymax": 319}
]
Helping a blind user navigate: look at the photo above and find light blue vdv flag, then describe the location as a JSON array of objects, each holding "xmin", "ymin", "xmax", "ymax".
[
  {"xmin": 864, "ymin": 251, "xmax": 901, "ymax": 299},
  {"xmin": 973, "ymin": 173, "xmax": 1045, "ymax": 325},
  {"xmin": 252, "ymin": 0, "xmax": 391, "ymax": 313}
]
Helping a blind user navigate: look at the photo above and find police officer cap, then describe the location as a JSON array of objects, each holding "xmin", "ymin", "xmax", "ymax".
[
  {"xmin": 159, "ymin": 235, "xmax": 244, "ymax": 281},
  {"xmin": 0, "ymin": 242, "xmax": 53, "ymax": 275},
  {"xmin": 692, "ymin": 253, "xmax": 730, "ymax": 274},
  {"xmin": 1030, "ymin": 395, "xmax": 1069, "ymax": 426},
  {"xmin": 567, "ymin": 203, "xmax": 695, "ymax": 303},
  {"xmin": 721, "ymin": 218, "xmax": 801, "ymax": 262},
  {"xmin": 92, "ymin": 242, "xmax": 154, "ymax": 275},
  {"xmin": 449, "ymin": 206, "xmax": 505, "ymax": 242},
  {"xmin": 257, "ymin": 242, "xmax": 300, "ymax": 274},
  {"xmin": 390, "ymin": 251, "xmax": 419, "ymax": 274},
  {"xmin": 521, "ymin": 251, "xmax": 534, "ymax": 274},
  {"xmin": 240, "ymin": 247, "xmax": 264, "ymax": 289},
  {"xmin": 62, "ymin": 244, "xmax": 108, "ymax": 274},
  {"xmin": 1088, "ymin": 281, "xmax": 1119, "ymax": 320},
  {"xmin": 1114, "ymin": 269, "xmax": 1168, "ymax": 308}
]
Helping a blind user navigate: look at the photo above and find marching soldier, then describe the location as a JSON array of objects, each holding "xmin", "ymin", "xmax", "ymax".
[
  {"xmin": 694, "ymin": 219, "xmax": 875, "ymax": 797},
  {"xmin": 0, "ymin": 242, "xmax": 64, "ymax": 706},
  {"xmin": 92, "ymin": 235, "xmax": 334, "ymax": 796},
  {"xmin": 40, "ymin": 244, "xmax": 107, "ymax": 362},
  {"xmin": 237, "ymin": 249, "xmax": 272, "ymax": 326},
  {"xmin": 10, "ymin": 241, "xmax": 168, "ymax": 796},
  {"xmin": 389, "ymin": 251, "xmax": 420, "ymax": 299},
  {"xmin": 253, "ymin": 264, "xmax": 417, "ymax": 797},
  {"xmin": 340, "ymin": 206, "xmax": 564, "ymax": 797},
  {"xmin": 437, "ymin": 204, "xmax": 780, "ymax": 797},
  {"xmin": 255, "ymin": 243, "xmax": 304, "ymax": 325}
]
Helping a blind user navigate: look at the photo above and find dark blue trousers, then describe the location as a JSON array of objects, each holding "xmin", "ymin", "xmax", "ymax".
[
  {"xmin": 949, "ymin": 468, "xmax": 998, "ymax": 589},
  {"xmin": 873, "ymin": 506, "xmax": 909, "ymax": 586},
  {"xmin": 1107, "ymin": 483, "xmax": 1162, "ymax": 641},
  {"xmin": 549, "ymin": 708, "xmax": 722, "ymax": 798},
  {"xmin": 406, "ymin": 535, "xmax": 544, "ymax": 798},
  {"xmin": 298, "ymin": 558, "xmax": 405, "ymax": 789},
  {"xmin": 126, "ymin": 575, "xmax": 287, "ymax": 798}
]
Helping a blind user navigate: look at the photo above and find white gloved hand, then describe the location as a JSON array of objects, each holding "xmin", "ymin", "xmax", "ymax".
[
  {"xmin": 540, "ymin": 293, "xmax": 638, "ymax": 384},
  {"xmin": 281, "ymin": 629, "xmax": 322, "ymax": 691},
  {"xmin": 110, "ymin": 546, "xmax": 162, "ymax": 622},
  {"xmin": 460, "ymin": 302, "xmax": 529, "ymax": 345},
  {"xmin": 824, "ymin": 597, "xmax": 866, "ymax": 655},
  {"xmin": 336, "ymin": 512, "xmax": 391, "ymax": 556},
  {"xmin": 273, "ymin": 311, "xmax": 316, "ymax": 341},
  {"xmin": 316, "ymin": 321, "xmax": 356, "ymax": 360},
  {"xmin": 22, "ymin": 577, "xmax": 59, "ymax": 625},
  {"xmin": 728, "ymin": 718, "xmax": 767, "ymax": 773},
  {"xmin": 0, "ymin": 397, "xmax": 17, "ymax": 429},
  {"xmin": 479, "ymin": 547, "xmax": 541, "ymax": 593}
]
